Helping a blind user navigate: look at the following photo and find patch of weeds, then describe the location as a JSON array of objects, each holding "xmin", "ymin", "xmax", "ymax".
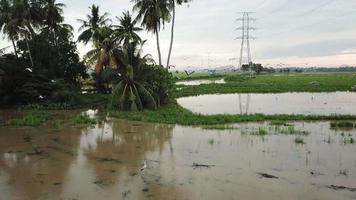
[
  {"xmin": 10, "ymin": 111, "xmax": 49, "ymax": 127},
  {"xmin": 257, "ymin": 128, "xmax": 268, "ymax": 136},
  {"xmin": 208, "ymin": 139, "xmax": 215, "ymax": 145},
  {"xmin": 71, "ymin": 115, "xmax": 97, "ymax": 125},
  {"xmin": 52, "ymin": 120, "xmax": 64, "ymax": 130},
  {"xmin": 294, "ymin": 136, "xmax": 305, "ymax": 144},
  {"xmin": 21, "ymin": 103, "xmax": 71, "ymax": 111},
  {"xmin": 270, "ymin": 120, "xmax": 292, "ymax": 126},
  {"xmin": 330, "ymin": 121, "xmax": 355, "ymax": 129},
  {"xmin": 343, "ymin": 137, "xmax": 355, "ymax": 145},
  {"xmin": 202, "ymin": 124, "xmax": 237, "ymax": 130}
]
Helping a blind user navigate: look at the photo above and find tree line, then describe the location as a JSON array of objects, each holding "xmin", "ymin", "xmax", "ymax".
[{"xmin": 0, "ymin": 0, "xmax": 192, "ymax": 111}]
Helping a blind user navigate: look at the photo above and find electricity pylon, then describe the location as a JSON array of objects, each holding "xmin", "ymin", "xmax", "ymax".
[{"xmin": 236, "ymin": 12, "xmax": 256, "ymax": 71}]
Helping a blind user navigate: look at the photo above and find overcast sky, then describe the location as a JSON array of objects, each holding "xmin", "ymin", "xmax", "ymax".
[{"xmin": 1, "ymin": 0, "xmax": 356, "ymax": 69}]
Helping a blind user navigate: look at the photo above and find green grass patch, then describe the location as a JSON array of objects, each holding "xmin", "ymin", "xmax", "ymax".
[
  {"xmin": 110, "ymin": 103, "xmax": 356, "ymax": 126},
  {"xmin": 175, "ymin": 73, "xmax": 356, "ymax": 98},
  {"xmin": 294, "ymin": 136, "xmax": 305, "ymax": 144},
  {"xmin": 330, "ymin": 121, "xmax": 355, "ymax": 129},
  {"xmin": 20, "ymin": 94, "xmax": 109, "ymax": 111},
  {"xmin": 202, "ymin": 124, "xmax": 237, "ymax": 130},
  {"xmin": 9, "ymin": 111, "xmax": 49, "ymax": 127},
  {"xmin": 269, "ymin": 120, "xmax": 292, "ymax": 126},
  {"xmin": 208, "ymin": 139, "xmax": 215, "ymax": 145},
  {"xmin": 71, "ymin": 115, "xmax": 97, "ymax": 125}
]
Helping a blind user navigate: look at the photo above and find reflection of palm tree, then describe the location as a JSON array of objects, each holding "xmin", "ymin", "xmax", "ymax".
[{"xmin": 84, "ymin": 119, "xmax": 174, "ymax": 185}]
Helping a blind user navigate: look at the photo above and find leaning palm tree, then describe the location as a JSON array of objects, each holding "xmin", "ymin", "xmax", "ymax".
[
  {"xmin": 166, "ymin": 0, "xmax": 191, "ymax": 68},
  {"xmin": 77, "ymin": 4, "xmax": 111, "ymax": 44},
  {"xmin": 114, "ymin": 11, "xmax": 142, "ymax": 45},
  {"xmin": 131, "ymin": 0, "xmax": 171, "ymax": 66}
]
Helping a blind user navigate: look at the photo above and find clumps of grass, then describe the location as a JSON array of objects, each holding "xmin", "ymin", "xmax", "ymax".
[
  {"xmin": 224, "ymin": 74, "xmax": 255, "ymax": 82},
  {"xmin": 330, "ymin": 121, "xmax": 355, "ymax": 129},
  {"xmin": 202, "ymin": 124, "xmax": 237, "ymax": 130},
  {"xmin": 343, "ymin": 137, "xmax": 355, "ymax": 145},
  {"xmin": 71, "ymin": 114, "xmax": 97, "ymax": 125},
  {"xmin": 294, "ymin": 136, "xmax": 305, "ymax": 144},
  {"xmin": 270, "ymin": 120, "xmax": 292, "ymax": 126},
  {"xmin": 253, "ymin": 127, "xmax": 268, "ymax": 136},
  {"xmin": 208, "ymin": 139, "xmax": 215, "ymax": 145},
  {"xmin": 21, "ymin": 103, "xmax": 71, "ymax": 111},
  {"xmin": 269, "ymin": 125, "xmax": 310, "ymax": 135},
  {"xmin": 110, "ymin": 103, "xmax": 356, "ymax": 126},
  {"xmin": 9, "ymin": 111, "xmax": 49, "ymax": 127}
]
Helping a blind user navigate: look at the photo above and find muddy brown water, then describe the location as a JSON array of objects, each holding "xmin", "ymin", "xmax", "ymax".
[
  {"xmin": 0, "ymin": 112, "xmax": 356, "ymax": 199},
  {"xmin": 177, "ymin": 92, "xmax": 356, "ymax": 115}
]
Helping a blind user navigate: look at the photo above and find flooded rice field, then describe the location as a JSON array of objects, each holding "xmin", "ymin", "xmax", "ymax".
[
  {"xmin": 0, "ymin": 114, "xmax": 356, "ymax": 199},
  {"xmin": 176, "ymin": 79, "xmax": 225, "ymax": 86},
  {"xmin": 177, "ymin": 92, "xmax": 356, "ymax": 115}
]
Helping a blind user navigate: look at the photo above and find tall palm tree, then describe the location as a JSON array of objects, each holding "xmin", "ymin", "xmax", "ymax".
[
  {"xmin": 0, "ymin": 0, "xmax": 19, "ymax": 58},
  {"xmin": 9, "ymin": 0, "xmax": 43, "ymax": 67},
  {"xmin": 131, "ymin": 0, "xmax": 171, "ymax": 66},
  {"xmin": 166, "ymin": 0, "xmax": 191, "ymax": 68},
  {"xmin": 77, "ymin": 4, "xmax": 111, "ymax": 44},
  {"xmin": 114, "ymin": 11, "xmax": 142, "ymax": 45},
  {"xmin": 84, "ymin": 27, "xmax": 119, "ymax": 92},
  {"xmin": 42, "ymin": 0, "xmax": 66, "ymax": 44}
]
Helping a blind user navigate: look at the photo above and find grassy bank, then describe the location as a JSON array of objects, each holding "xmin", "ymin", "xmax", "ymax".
[
  {"xmin": 175, "ymin": 73, "xmax": 356, "ymax": 97},
  {"xmin": 110, "ymin": 102, "xmax": 356, "ymax": 126}
]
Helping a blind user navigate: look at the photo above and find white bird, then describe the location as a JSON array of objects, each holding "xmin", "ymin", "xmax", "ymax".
[{"xmin": 140, "ymin": 160, "xmax": 147, "ymax": 171}]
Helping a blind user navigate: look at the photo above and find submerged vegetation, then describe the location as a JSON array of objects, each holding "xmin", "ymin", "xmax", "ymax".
[
  {"xmin": 71, "ymin": 114, "xmax": 97, "ymax": 125},
  {"xmin": 9, "ymin": 111, "xmax": 49, "ymax": 127}
]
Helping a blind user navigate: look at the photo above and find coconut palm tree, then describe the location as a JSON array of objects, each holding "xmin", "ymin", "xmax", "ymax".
[
  {"xmin": 131, "ymin": 0, "xmax": 171, "ymax": 66},
  {"xmin": 77, "ymin": 4, "xmax": 111, "ymax": 44},
  {"xmin": 114, "ymin": 11, "xmax": 142, "ymax": 45},
  {"xmin": 8, "ymin": 0, "xmax": 43, "ymax": 68},
  {"xmin": 110, "ymin": 41, "xmax": 157, "ymax": 111},
  {"xmin": 41, "ymin": 0, "xmax": 66, "ymax": 44},
  {"xmin": 166, "ymin": 0, "xmax": 191, "ymax": 68},
  {"xmin": 0, "ymin": 0, "xmax": 19, "ymax": 58}
]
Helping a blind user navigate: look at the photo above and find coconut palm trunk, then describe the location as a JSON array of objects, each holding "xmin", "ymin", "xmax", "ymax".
[
  {"xmin": 155, "ymin": 28, "xmax": 162, "ymax": 66},
  {"xmin": 10, "ymin": 37, "xmax": 18, "ymax": 59},
  {"xmin": 25, "ymin": 36, "xmax": 34, "ymax": 68},
  {"xmin": 166, "ymin": 0, "xmax": 175, "ymax": 68}
]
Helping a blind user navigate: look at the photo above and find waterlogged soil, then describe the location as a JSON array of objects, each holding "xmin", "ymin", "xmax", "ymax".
[
  {"xmin": 177, "ymin": 92, "xmax": 356, "ymax": 115},
  {"xmin": 176, "ymin": 79, "xmax": 226, "ymax": 86},
  {"xmin": 0, "ymin": 115, "xmax": 356, "ymax": 199}
]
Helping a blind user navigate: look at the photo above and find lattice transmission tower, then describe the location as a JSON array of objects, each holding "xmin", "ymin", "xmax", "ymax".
[{"xmin": 236, "ymin": 12, "xmax": 256, "ymax": 71}]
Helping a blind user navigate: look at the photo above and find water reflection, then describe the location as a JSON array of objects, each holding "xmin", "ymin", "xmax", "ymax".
[
  {"xmin": 178, "ymin": 92, "xmax": 356, "ymax": 115},
  {"xmin": 176, "ymin": 79, "xmax": 225, "ymax": 86},
  {"xmin": 238, "ymin": 94, "xmax": 251, "ymax": 114},
  {"xmin": 0, "ymin": 118, "xmax": 356, "ymax": 199}
]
